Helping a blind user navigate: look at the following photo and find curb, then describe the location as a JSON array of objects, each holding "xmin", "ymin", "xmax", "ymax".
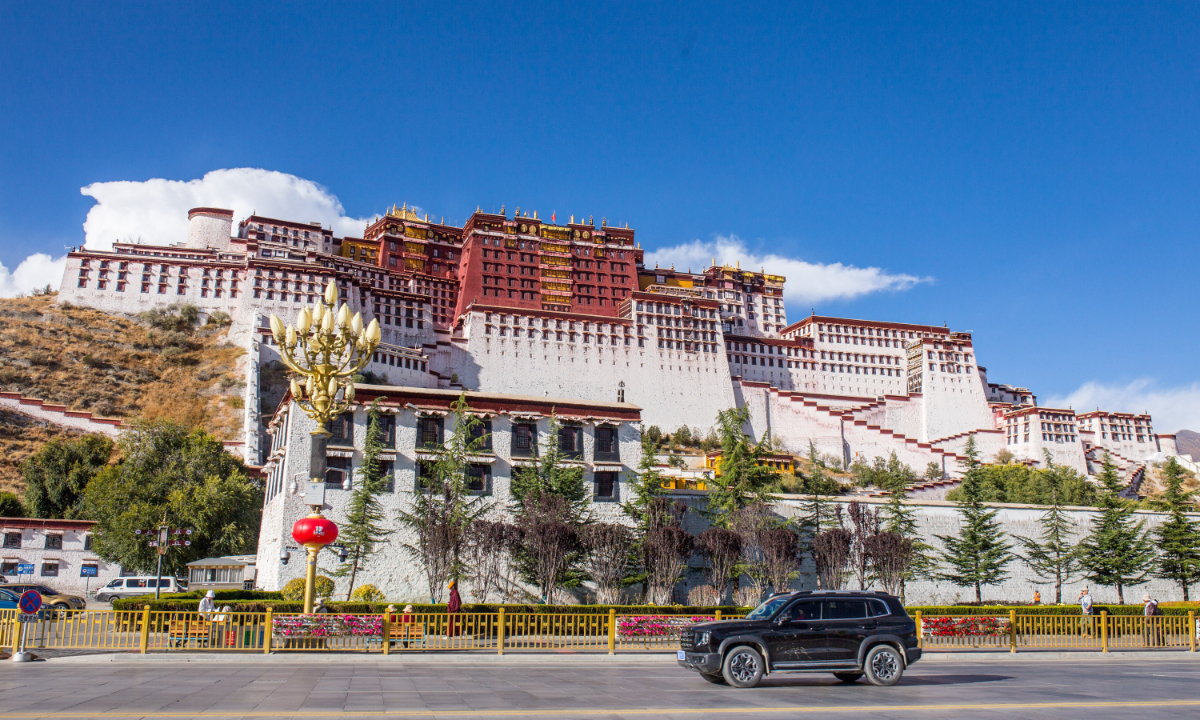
[{"xmin": 43, "ymin": 650, "xmax": 1200, "ymax": 665}]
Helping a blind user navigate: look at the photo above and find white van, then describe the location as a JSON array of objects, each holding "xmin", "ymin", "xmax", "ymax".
[{"xmin": 95, "ymin": 576, "xmax": 187, "ymax": 603}]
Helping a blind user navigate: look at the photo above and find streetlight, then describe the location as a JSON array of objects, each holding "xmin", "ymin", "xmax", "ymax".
[{"xmin": 270, "ymin": 279, "xmax": 380, "ymax": 613}]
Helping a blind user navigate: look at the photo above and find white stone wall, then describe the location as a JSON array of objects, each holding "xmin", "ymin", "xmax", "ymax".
[
  {"xmin": 0, "ymin": 523, "xmax": 121, "ymax": 598},
  {"xmin": 255, "ymin": 399, "xmax": 643, "ymax": 601},
  {"xmin": 185, "ymin": 213, "xmax": 234, "ymax": 251}
]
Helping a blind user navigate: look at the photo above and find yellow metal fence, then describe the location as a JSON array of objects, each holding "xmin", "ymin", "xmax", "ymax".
[
  {"xmin": 915, "ymin": 610, "xmax": 1200, "ymax": 653},
  {"xmin": 4, "ymin": 608, "xmax": 1195, "ymax": 654}
]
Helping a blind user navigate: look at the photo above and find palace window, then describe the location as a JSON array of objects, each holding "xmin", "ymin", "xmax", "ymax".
[
  {"xmin": 511, "ymin": 423, "xmax": 537, "ymax": 458},
  {"xmin": 594, "ymin": 471, "xmax": 618, "ymax": 500}
]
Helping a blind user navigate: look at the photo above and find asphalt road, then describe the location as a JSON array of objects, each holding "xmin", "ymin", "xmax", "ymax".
[{"xmin": 0, "ymin": 656, "xmax": 1197, "ymax": 719}]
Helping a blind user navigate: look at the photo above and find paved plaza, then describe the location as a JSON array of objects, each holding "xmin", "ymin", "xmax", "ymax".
[{"xmin": 0, "ymin": 654, "xmax": 1197, "ymax": 719}]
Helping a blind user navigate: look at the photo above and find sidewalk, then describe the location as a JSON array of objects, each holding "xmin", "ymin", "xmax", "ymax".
[{"xmin": 42, "ymin": 649, "xmax": 1200, "ymax": 664}]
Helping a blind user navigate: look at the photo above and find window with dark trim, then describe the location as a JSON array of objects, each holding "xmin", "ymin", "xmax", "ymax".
[
  {"xmin": 594, "ymin": 426, "xmax": 619, "ymax": 462},
  {"xmin": 41, "ymin": 563, "xmax": 59, "ymax": 577},
  {"xmin": 468, "ymin": 420, "xmax": 493, "ymax": 452},
  {"xmin": 466, "ymin": 464, "xmax": 491, "ymax": 494},
  {"xmin": 558, "ymin": 425, "xmax": 582, "ymax": 459},
  {"xmin": 328, "ymin": 413, "xmax": 354, "ymax": 447},
  {"xmin": 418, "ymin": 417, "xmax": 444, "ymax": 449},
  {"xmin": 379, "ymin": 460, "xmax": 395, "ymax": 492},
  {"xmin": 83, "ymin": 534, "xmax": 93, "ymax": 551},
  {"xmin": 44, "ymin": 535, "xmax": 63, "ymax": 550},
  {"xmin": 0, "ymin": 561, "xmax": 16, "ymax": 575},
  {"xmin": 370, "ymin": 414, "xmax": 396, "ymax": 445},
  {"xmin": 415, "ymin": 460, "xmax": 436, "ymax": 491},
  {"xmin": 594, "ymin": 471, "xmax": 618, "ymax": 500},
  {"xmin": 511, "ymin": 423, "xmax": 537, "ymax": 458},
  {"xmin": 325, "ymin": 456, "xmax": 351, "ymax": 486},
  {"xmin": 3, "ymin": 533, "xmax": 20, "ymax": 549}
]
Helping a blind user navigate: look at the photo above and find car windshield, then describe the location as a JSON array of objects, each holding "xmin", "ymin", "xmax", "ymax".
[
  {"xmin": 0, "ymin": 589, "xmax": 17, "ymax": 602},
  {"xmin": 744, "ymin": 595, "xmax": 792, "ymax": 620},
  {"xmin": 33, "ymin": 586, "xmax": 56, "ymax": 595}
]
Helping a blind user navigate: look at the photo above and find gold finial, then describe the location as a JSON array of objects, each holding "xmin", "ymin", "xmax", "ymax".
[
  {"xmin": 425, "ymin": 213, "xmax": 429, "ymax": 222},
  {"xmin": 533, "ymin": 211, "xmax": 538, "ymax": 220},
  {"xmin": 500, "ymin": 205, "xmax": 505, "ymax": 215},
  {"xmin": 441, "ymin": 216, "xmax": 444, "ymax": 225},
  {"xmin": 602, "ymin": 217, "xmax": 606, "ymax": 227},
  {"xmin": 570, "ymin": 214, "xmax": 575, "ymax": 224}
]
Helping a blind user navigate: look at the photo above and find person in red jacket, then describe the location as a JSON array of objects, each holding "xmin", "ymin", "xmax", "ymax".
[{"xmin": 447, "ymin": 580, "xmax": 462, "ymax": 636}]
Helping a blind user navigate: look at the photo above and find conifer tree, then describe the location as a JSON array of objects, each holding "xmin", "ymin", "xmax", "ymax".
[
  {"xmin": 1077, "ymin": 453, "xmax": 1156, "ymax": 604},
  {"xmin": 798, "ymin": 440, "xmax": 835, "ymax": 536},
  {"xmin": 1153, "ymin": 457, "xmax": 1200, "ymax": 600},
  {"xmin": 333, "ymin": 402, "xmax": 394, "ymax": 599},
  {"xmin": 879, "ymin": 451, "xmax": 935, "ymax": 590},
  {"xmin": 935, "ymin": 435, "xmax": 1014, "ymax": 602},
  {"xmin": 1015, "ymin": 487, "xmax": 1081, "ymax": 604},
  {"xmin": 704, "ymin": 406, "xmax": 778, "ymax": 527},
  {"xmin": 622, "ymin": 433, "xmax": 668, "ymax": 596}
]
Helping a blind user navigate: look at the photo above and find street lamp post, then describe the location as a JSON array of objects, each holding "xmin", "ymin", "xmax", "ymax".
[{"xmin": 270, "ymin": 279, "xmax": 380, "ymax": 613}]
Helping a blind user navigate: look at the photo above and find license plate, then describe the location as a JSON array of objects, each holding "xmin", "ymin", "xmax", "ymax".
[{"xmin": 677, "ymin": 651, "xmax": 686, "ymax": 660}]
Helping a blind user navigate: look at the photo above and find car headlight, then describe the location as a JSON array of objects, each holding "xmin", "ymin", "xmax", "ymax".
[{"xmin": 695, "ymin": 631, "xmax": 710, "ymax": 647}]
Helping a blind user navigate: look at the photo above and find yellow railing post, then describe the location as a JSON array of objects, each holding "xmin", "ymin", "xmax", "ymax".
[
  {"xmin": 497, "ymin": 608, "xmax": 505, "ymax": 656},
  {"xmin": 608, "ymin": 609, "xmax": 616, "ymax": 655},
  {"xmin": 915, "ymin": 611, "xmax": 922, "ymax": 649},
  {"xmin": 382, "ymin": 610, "xmax": 391, "ymax": 656},
  {"xmin": 1009, "ymin": 611, "xmax": 1017, "ymax": 653},
  {"xmin": 715, "ymin": 610, "xmax": 722, "ymax": 622},
  {"xmin": 263, "ymin": 608, "xmax": 273, "ymax": 654},
  {"xmin": 139, "ymin": 606, "xmax": 151, "ymax": 654},
  {"xmin": 1100, "ymin": 611, "xmax": 1108, "ymax": 653},
  {"xmin": 1190, "ymin": 611, "xmax": 1196, "ymax": 652},
  {"xmin": 9, "ymin": 617, "xmax": 17, "ymax": 653}
]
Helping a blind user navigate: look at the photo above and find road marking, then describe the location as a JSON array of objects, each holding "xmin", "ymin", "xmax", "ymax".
[{"xmin": 4, "ymin": 699, "xmax": 1200, "ymax": 717}]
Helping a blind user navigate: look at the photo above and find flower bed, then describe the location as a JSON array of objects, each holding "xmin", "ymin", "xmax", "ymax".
[
  {"xmin": 923, "ymin": 616, "xmax": 1009, "ymax": 637},
  {"xmin": 272, "ymin": 614, "xmax": 383, "ymax": 638},
  {"xmin": 617, "ymin": 616, "xmax": 714, "ymax": 638}
]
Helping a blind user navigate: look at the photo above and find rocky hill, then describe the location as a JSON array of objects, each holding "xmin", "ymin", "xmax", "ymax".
[
  {"xmin": 0, "ymin": 293, "xmax": 247, "ymax": 490},
  {"xmin": 1176, "ymin": 429, "xmax": 1200, "ymax": 460}
]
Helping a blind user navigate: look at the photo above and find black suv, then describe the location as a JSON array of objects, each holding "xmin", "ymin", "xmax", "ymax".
[{"xmin": 677, "ymin": 590, "xmax": 920, "ymax": 688}]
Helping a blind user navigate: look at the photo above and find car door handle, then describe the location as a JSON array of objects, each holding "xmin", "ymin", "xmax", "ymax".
[{"xmin": 855, "ymin": 624, "xmax": 877, "ymax": 630}]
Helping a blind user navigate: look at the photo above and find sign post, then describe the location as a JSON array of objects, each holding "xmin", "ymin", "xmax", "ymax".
[
  {"xmin": 12, "ymin": 590, "xmax": 41, "ymax": 663},
  {"xmin": 135, "ymin": 524, "xmax": 192, "ymax": 599},
  {"xmin": 80, "ymin": 564, "xmax": 98, "ymax": 598}
]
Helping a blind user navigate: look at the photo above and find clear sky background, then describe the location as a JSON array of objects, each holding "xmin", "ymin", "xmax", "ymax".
[{"xmin": 2, "ymin": 1, "xmax": 1198, "ymax": 431}]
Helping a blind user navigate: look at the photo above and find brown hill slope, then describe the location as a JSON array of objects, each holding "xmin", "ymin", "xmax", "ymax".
[
  {"xmin": 0, "ymin": 407, "xmax": 91, "ymax": 494},
  {"xmin": 1176, "ymin": 429, "xmax": 1200, "ymax": 460},
  {"xmin": 0, "ymin": 293, "xmax": 247, "ymax": 491}
]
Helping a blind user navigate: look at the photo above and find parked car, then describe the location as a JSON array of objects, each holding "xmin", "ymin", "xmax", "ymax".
[
  {"xmin": 95, "ymin": 576, "xmax": 187, "ymax": 603},
  {"xmin": 0, "ymin": 587, "xmax": 50, "ymax": 618},
  {"xmin": 0, "ymin": 584, "xmax": 86, "ymax": 611},
  {"xmin": 677, "ymin": 590, "xmax": 921, "ymax": 688}
]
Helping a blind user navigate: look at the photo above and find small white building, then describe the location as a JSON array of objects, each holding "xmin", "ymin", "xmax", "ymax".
[
  {"xmin": 0, "ymin": 518, "xmax": 122, "ymax": 598},
  {"xmin": 255, "ymin": 385, "xmax": 644, "ymax": 601}
]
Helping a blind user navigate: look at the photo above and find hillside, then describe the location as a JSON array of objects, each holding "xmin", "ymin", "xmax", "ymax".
[
  {"xmin": 1176, "ymin": 429, "xmax": 1200, "ymax": 460},
  {"xmin": 0, "ymin": 293, "xmax": 247, "ymax": 490}
]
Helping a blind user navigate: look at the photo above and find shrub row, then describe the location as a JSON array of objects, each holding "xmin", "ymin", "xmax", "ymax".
[{"xmin": 111, "ymin": 600, "xmax": 753, "ymax": 614}]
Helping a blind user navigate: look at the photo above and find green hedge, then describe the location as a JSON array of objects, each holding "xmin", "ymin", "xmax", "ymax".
[{"xmin": 111, "ymin": 590, "xmax": 282, "ymax": 611}]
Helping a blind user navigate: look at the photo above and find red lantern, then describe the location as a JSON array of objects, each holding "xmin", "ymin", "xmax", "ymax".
[{"xmin": 292, "ymin": 514, "xmax": 339, "ymax": 549}]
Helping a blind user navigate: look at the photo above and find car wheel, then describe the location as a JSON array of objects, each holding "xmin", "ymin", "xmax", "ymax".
[
  {"xmin": 95, "ymin": 594, "xmax": 108, "ymax": 603},
  {"xmin": 863, "ymin": 645, "xmax": 904, "ymax": 686},
  {"xmin": 834, "ymin": 672, "xmax": 864, "ymax": 683},
  {"xmin": 721, "ymin": 645, "xmax": 765, "ymax": 688},
  {"xmin": 700, "ymin": 672, "xmax": 727, "ymax": 685}
]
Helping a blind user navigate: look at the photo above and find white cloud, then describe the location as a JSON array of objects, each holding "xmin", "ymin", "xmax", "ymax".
[
  {"xmin": 643, "ymin": 235, "xmax": 930, "ymax": 304},
  {"xmin": 0, "ymin": 253, "xmax": 67, "ymax": 298},
  {"xmin": 79, "ymin": 167, "xmax": 379, "ymax": 250},
  {"xmin": 1046, "ymin": 379, "xmax": 1200, "ymax": 435}
]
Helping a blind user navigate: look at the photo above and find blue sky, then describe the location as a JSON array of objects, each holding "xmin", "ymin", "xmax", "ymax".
[{"xmin": 2, "ymin": 1, "xmax": 1199, "ymax": 430}]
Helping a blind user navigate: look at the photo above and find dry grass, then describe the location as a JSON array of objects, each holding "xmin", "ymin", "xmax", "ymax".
[
  {"xmin": 0, "ymin": 293, "xmax": 247, "ymax": 450},
  {"xmin": 0, "ymin": 408, "xmax": 90, "ymax": 494}
]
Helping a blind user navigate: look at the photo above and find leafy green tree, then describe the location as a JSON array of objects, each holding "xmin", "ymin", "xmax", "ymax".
[
  {"xmin": 0, "ymin": 492, "xmax": 24, "ymax": 518},
  {"xmin": 82, "ymin": 419, "xmax": 262, "ymax": 576},
  {"xmin": 22, "ymin": 434, "xmax": 113, "ymax": 519},
  {"xmin": 704, "ymin": 406, "xmax": 779, "ymax": 526},
  {"xmin": 643, "ymin": 425, "xmax": 663, "ymax": 448},
  {"xmin": 332, "ymin": 402, "xmax": 394, "ymax": 599},
  {"xmin": 798, "ymin": 441, "xmax": 837, "ymax": 536},
  {"xmin": 511, "ymin": 415, "xmax": 588, "ymax": 520},
  {"xmin": 924, "ymin": 461, "xmax": 943, "ymax": 481},
  {"xmin": 671, "ymin": 426, "xmax": 694, "ymax": 448},
  {"xmin": 945, "ymin": 463, "xmax": 1097, "ymax": 506},
  {"xmin": 935, "ymin": 435, "xmax": 1014, "ymax": 602},
  {"xmin": 396, "ymin": 395, "xmax": 492, "ymax": 602},
  {"xmin": 1077, "ymin": 453, "xmax": 1157, "ymax": 604},
  {"xmin": 1015, "ymin": 489, "xmax": 1082, "ymax": 604},
  {"xmin": 1153, "ymin": 457, "xmax": 1200, "ymax": 600}
]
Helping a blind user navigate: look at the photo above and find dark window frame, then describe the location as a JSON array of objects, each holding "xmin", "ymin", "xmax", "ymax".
[
  {"xmin": 593, "ymin": 471, "xmax": 618, "ymax": 501},
  {"xmin": 44, "ymin": 534, "xmax": 63, "ymax": 550},
  {"xmin": 511, "ymin": 422, "xmax": 538, "ymax": 458},
  {"xmin": 325, "ymin": 456, "xmax": 352, "ymax": 486},
  {"xmin": 558, "ymin": 425, "xmax": 583, "ymax": 460},
  {"xmin": 415, "ymin": 460, "xmax": 437, "ymax": 491},
  {"xmin": 3, "ymin": 532, "xmax": 20, "ymax": 549},
  {"xmin": 465, "ymin": 463, "xmax": 492, "ymax": 495},
  {"xmin": 418, "ymin": 416, "xmax": 444, "ymax": 450},
  {"xmin": 594, "ymin": 425, "xmax": 620, "ymax": 462},
  {"xmin": 328, "ymin": 413, "xmax": 354, "ymax": 447},
  {"xmin": 40, "ymin": 562, "xmax": 59, "ymax": 577},
  {"xmin": 468, "ymin": 420, "xmax": 493, "ymax": 452}
]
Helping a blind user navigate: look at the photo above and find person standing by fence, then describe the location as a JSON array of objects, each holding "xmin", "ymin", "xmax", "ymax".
[
  {"xmin": 447, "ymin": 580, "xmax": 462, "ymax": 636},
  {"xmin": 1143, "ymin": 594, "xmax": 1160, "ymax": 647},
  {"xmin": 1079, "ymin": 588, "xmax": 1093, "ymax": 636}
]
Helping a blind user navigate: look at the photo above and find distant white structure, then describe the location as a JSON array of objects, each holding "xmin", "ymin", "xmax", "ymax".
[{"xmin": 0, "ymin": 518, "xmax": 121, "ymax": 598}]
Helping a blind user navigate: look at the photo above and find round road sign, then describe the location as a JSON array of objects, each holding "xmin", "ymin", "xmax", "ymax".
[{"xmin": 18, "ymin": 590, "xmax": 41, "ymax": 615}]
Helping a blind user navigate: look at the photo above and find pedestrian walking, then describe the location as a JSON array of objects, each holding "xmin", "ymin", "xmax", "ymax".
[
  {"xmin": 1143, "ymin": 594, "xmax": 1160, "ymax": 647},
  {"xmin": 1033, "ymin": 590, "xmax": 1041, "ymax": 605},
  {"xmin": 447, "ymin": 580, "xmax": 462, "ymax": 637},
  {"xmin": 198, "ymin": 590, "xmax": 217, "ymax": 614},
  {"xmin": 1078, "ymin": 587, "xmax": 1093, "ymax": 636},
  {"xmin": 313, "ymin": 597, "xmax": 330, "ymax": 614}
]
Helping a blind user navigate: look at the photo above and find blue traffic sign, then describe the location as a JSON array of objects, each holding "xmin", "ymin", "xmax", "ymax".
[
  {"xmin": 16, "ymin": 563, "xmax": 33, "ymax": 575},
  {"xmin": 80, "ymin": 565, "xmax": 98, "ymax": 577},
  {"xmin": 18, "ymin": 590, "xmax": 41, "ymax": 615}
]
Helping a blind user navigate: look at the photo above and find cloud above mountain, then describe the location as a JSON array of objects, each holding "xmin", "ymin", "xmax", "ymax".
[{"xmin": 644, "ymin": 235, "xmax": 930, "ymax": 304}]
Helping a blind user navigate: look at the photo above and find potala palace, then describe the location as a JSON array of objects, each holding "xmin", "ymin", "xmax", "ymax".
[{"xmin": 55, "ymin": 205, "xmax": 1189, "ymax": 602}]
